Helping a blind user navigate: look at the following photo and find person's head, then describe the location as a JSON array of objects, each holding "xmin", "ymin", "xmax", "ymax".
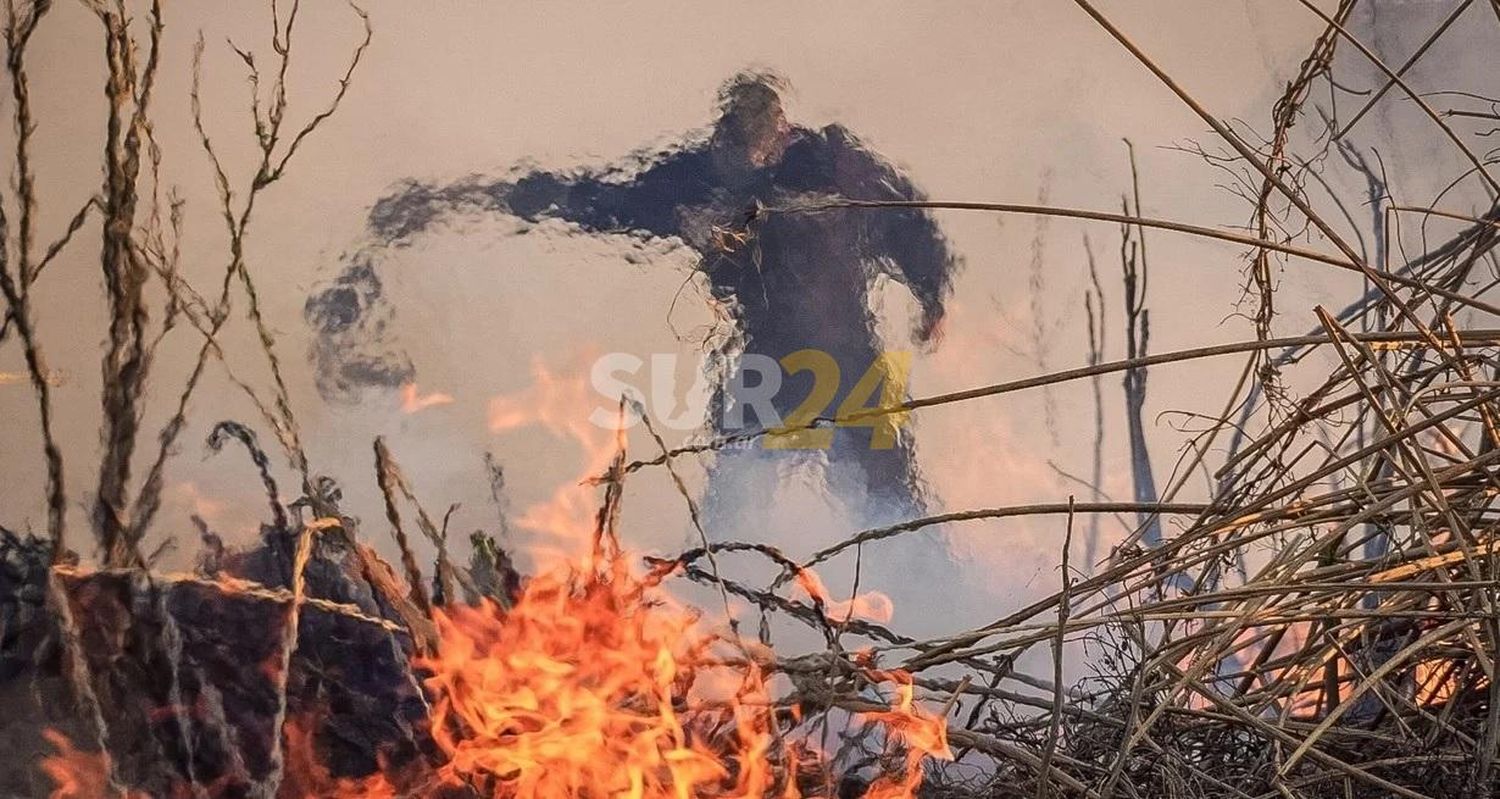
[{"xmin": 711, "ymin": 71, "xmax": 791, "ymax": 172}]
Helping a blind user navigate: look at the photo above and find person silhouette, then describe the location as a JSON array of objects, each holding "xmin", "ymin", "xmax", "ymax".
[{"xmin": 307, "ymin": 70, "xmax": 960, "ymax": 531}]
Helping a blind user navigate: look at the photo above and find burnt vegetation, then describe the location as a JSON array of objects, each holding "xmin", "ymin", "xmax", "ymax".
[{"xmin": 3, "ymin": 1, "xmax": 1500, "ymax": 797}]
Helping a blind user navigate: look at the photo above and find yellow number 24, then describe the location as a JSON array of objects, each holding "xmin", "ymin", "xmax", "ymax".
[{"xmin": 765, "ymin": 350, "xmax": 911, "ymax": 450}]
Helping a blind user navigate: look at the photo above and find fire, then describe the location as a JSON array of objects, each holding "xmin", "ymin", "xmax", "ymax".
[
  {"xmin": 43, "ymin": 352, "xmax": 952, "ymax": 796},
  {"xmin": 401, "ymin": 382, "xmax": 456, "ymax": 414},
  {"xmin": 487, "ymin": 353, "xmax": 623, "ymax": 555},
  {"xmin": 281, "ymin": 717, "xmax": 400, "ymax": 799},
  {"xmin": 793, "ymin": 567, "xmax": 895, "ymax": 625},
  {"xmin": 40, "ymin": 730, "xmax": 141, "ymax": 799},
  {"xmin": 468, "ymin": 355, "xmax": 945, "ymax": 795},
  {"xmin": 486, "ymin": 354, "xmax": 605, "ymax": 441},
  {"xmin": 413, "ymin": 563, "xmax": 798, "ymax": 797},
  {"xmin": 403, "ymin": 547, "xmax": 947, "ymax": 797},
  {"xmin": 857, "ymin": 673, "xmax": 953, "ymax": 799},
  {"xmin": 1414, "ymin": 657, "xmax": 1487, "ymax": 706},
  {"xmin": 43, "ymin": 550, "xmax": 950, "ymax": 796}
]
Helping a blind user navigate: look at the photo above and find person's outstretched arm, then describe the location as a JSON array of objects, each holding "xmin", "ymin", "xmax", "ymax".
[
  {"xmin": 365, "ymin": 148, "xmax": 714, "ymax": 247},
  {"xmin": 826, "ymin": 125, "xmax": 959, "ymax": 345}
]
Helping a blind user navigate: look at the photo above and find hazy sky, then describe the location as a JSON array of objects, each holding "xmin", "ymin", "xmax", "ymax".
[{"xmin": 3, "ymin": 1, "xmax": 1495, "ymax": 635}]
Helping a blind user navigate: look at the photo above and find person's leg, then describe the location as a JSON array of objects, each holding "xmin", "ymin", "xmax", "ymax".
[{"xmin": 848, "ymin": 433, "xmax": 926, "ymax": 523}]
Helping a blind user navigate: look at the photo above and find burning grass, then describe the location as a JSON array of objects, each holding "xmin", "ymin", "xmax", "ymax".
[{"xmin": 26, "ymin": 521, "xmax": 952, "ymax": 797}]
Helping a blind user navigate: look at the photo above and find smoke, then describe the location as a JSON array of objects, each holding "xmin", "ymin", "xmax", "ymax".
[{"xmin": 294, "ymin": 72, "xmax": 1008, "ymax": 636}]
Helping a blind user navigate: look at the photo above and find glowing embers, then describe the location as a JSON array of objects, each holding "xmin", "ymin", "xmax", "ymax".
[{"xmin": 41, "ymin": 730, "xmax": 142, "ymax": 799}]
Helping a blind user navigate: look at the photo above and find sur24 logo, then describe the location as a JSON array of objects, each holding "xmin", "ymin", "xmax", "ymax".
[{"xmin": 589, "ymin": 350, "xmax": 911, "ymax": 450}]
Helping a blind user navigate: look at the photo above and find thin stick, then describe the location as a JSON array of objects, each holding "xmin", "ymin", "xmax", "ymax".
[{"xmin": 1037, "ymin": 497, "xmax": 1074, "ymax": 798}]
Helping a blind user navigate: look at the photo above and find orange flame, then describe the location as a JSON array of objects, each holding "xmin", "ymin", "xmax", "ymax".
[
  {"xmin": 400, "ymin": 383, "xmax": 455, "ymax": 414},
  {"xmin": 407, "ymin": 554, "xmax": 948, "ymax": 797},
  {"xmin": 486, "ymin": 353, "xmax": 623, "ymax": 558},
  {"xmin": 413, "ymin": 566, "xmax": 797, "ymax": 798},
  {"xmin": 280, "ymin": 717, "xmax": 400, "ymax": 799},
  {"xmin": 1415, "ymin": 657, "xmax": 1487, "ymax": 706},
  {"xmin": 794, "ymin": 567, "xmax": 895, "ymax": 625},
  {"xmin": 44, "ymin": 555, "xmax": 945, "ymax": 799},
  {"xmin": 41, "ymin": 730, "xmax": 147, "ymax": 799},
  {"xmin": 858, "ymin": 671, "xmax": 953, "ymax": 798},
  {"xmin": 45, "ymin": 351, "xmax": 951, "ymax": 797}
]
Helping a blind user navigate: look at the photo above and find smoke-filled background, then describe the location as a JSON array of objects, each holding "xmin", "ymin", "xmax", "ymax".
[{"xmin": 2, "ymin": 0, "xmax": 1495, "ymax": 651}]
